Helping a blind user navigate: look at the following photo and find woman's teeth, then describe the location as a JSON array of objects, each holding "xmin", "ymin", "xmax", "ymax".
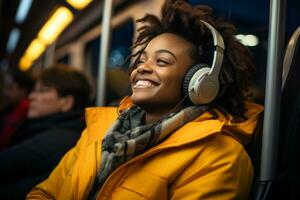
[{"xmin": 134, "ymin": 80, "xmax": 156, "ymax": 88}]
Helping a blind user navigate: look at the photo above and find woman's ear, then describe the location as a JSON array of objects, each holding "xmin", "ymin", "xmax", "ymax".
[{"xmin": 60, "ymin": 95, "xmax": 74, "ymax": 112}]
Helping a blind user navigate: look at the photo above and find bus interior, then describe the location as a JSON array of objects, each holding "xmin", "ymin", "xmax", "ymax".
[{"xmin": 0, "ymin": 0, "xmax": 299, "ymax": 199}]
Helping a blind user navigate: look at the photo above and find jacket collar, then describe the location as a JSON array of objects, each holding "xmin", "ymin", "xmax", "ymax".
[
  {"xmin": 85, "ymin": 107, "xmax": 118, "ymax": 144},
  {"xmin": 85, "ymin": 101, "xmax": 263, "ymax": 148}
]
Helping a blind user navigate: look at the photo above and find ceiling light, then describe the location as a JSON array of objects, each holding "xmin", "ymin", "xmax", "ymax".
[
  {"xmin": 66, "ymin": 0, "xmax": 93, "ymax": 10},
  {"xmin": 38, "ymin": 6, "xmax": 73, "ymax": 45},
  {"xmin": 15, "ymin": 0, "xmax": 33, "ymax": 23},
  {"xmin": 19, "ymin": 56, "xmax": 33, "ymax": 71},
  {"xmin": 6, "ymin": 28, "xmax": 20, "ymax": 53},
  {"xmin": 24, "ymin": 39, "xmax": 45, "ymax": 61}
]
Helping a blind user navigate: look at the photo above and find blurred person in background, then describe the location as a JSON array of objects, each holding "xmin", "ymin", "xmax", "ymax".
[
  {"xmin": 0, "ymin": 64, "xmax": 91, "ymax": 199},
  {"xmin": 0, "ymin": 69, "xmax": 35, "ymax": 150}
]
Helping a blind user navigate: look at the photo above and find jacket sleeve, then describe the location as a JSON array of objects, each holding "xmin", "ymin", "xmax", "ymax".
[
  {"xmin": 26, "ymin": 129, "xmax": 89, "ymax": 200},
  {"xmin": 171, "ymin": 134, "xmax": 254, "ymax": 200}
]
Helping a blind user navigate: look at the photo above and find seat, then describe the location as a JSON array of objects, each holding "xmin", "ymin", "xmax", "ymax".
[
  {"xmin": 271, "ymin": 26, "xmax": 300, "ymax": 200},
  {"xmin": 250, "ymin": 26, "xmax": 300, "ymax": 200}
]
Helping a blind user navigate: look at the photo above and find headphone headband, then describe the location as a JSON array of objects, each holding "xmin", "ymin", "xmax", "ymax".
[
  {"xmin": 200, "ymin": 20, "xmax": 225, "ymax": 49},
  {"xmin": 200, "ymin": 20, "xmax": 225, "ymax": 80}
]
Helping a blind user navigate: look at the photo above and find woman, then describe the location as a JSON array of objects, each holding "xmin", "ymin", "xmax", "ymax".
[
  {"xmin": 0, "ymin": 65, "xmax": 91, "ymax": 199},
  {"xmin": 27, "ymin": 1, "xmax": 263, "ymax": 199}
]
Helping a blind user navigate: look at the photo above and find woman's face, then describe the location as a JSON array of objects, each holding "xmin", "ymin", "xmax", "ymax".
[
  {"xmin": 130, "ymin": 33, "xmax": 194, "ymax": 113},
  {"xmin": 27, "ymin": 81, "xmax": 66, "ymax": 119}
]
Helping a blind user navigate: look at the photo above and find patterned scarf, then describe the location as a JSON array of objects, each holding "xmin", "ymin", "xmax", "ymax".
[{"xmin": 88, "ymin": 105, "xmax": 209, "ymax": 200}]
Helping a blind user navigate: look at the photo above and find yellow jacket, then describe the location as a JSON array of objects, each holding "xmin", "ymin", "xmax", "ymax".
[{"xmin": 27, "ymin": 102, "xmax": 263, "ymax": 200}]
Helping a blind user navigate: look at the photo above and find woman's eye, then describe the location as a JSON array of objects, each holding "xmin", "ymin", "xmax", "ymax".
[
  {"xmin": 157, "ymin": 59, "xmax": 169, "ymax": 66},
  {"xmin": 136, "ymin": 60, "xmax": 144, "ymax": 66}
]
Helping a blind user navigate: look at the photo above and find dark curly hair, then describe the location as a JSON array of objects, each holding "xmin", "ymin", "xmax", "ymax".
[{"xmin": 128, "ymin": 0, "xmax": 255, "ymax": 120}]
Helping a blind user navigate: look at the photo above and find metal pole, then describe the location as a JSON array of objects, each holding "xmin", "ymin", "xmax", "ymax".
[
  {"xmin": 260, "ymin": 0, "xmax": 286, "ymax": 181},
  {"xmin": 96, "ymin": 0, "xmax": 113, "ymax": 106}
]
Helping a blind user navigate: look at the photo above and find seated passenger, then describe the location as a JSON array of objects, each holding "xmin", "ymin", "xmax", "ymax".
[
  {"xmin": 27, "ymin": 1, "xmax": 263, "ymax": 199},
  {"xmin": 0, "ymin": 69, "xmax": 35, "ymax": 150},
  {"xmin": 0, "ymin": 64, "xmax": 91, "ymax": 199}
]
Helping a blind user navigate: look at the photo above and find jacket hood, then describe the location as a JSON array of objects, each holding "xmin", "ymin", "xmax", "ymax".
[{"xmin": 219, "ymin": 101, "xmax": 263, "ymax": 145}]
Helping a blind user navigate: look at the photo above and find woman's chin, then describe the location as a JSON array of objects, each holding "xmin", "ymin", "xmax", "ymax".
[
  {"xmin": 131, "ymin": 95, "xmax": 153, "ymax": 108},
  {"xmin": 131, "ymin": 96, "xmax": 148, "ymax": 107}
]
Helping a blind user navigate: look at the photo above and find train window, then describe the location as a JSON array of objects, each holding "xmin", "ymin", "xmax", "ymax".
[
  {"xmin": 84, "ymin": 18, "xmax": 134, "ymax": 105},
  {"xmin": 57, "ymin": 54, "xmax": 70, "ymax": 65}
]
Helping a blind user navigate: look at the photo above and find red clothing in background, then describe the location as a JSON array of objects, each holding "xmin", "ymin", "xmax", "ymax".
[{"xmin": 0, "ymin": 98, "xmax": 30, "ymax": 150}]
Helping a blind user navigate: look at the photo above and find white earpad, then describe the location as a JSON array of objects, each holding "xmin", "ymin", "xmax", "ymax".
[{"xmin": 188, "ymin": 67, "xmax": 219, "ymax": 105}]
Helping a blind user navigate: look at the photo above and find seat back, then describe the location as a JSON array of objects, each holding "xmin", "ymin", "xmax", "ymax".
[
  {"xmin": 250, "ymin": 26, "xmax": 300, "ymax": 200},
  {"xmin": 273, "ymin": 26, "xmax": 300, "ymax": 200}
]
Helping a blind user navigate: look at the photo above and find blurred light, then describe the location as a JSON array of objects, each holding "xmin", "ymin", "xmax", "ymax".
[
  {"xmin": 15, "ymin": 0, "xmax": 33, "ymax": 23},
  {"xmin": 109, "ymin": 50, "xmax": 125, "ymax": 68},
  {"xmin": 19, "ymin": 56, "xmax": 33, "ymax": 71},
  {"xmin": 236, "ymin": 34, "xmax": 244, "ymax": 41},
  {"xmin": 24, "ymin": 39, "xmax": 45, "ymax": 61},
  {"xmin": 236, "ymin": 34, "xmax": 259, "ymax": 47},
  {"xmin": 38, "ymin": 6, "xmax": 73, "ymax": 45},
  {"xmin": 6, "ymin": 28, "xmax": 20, "ymax": 53},
  {"xmin": 66, "ymin": 0, "xmax": 93, "ymax": 10},
  {"xmin": 244, "ymin": 35, "xmax": 259, "ymax": 46},
  {"xmin": 18, "ymin": 6, "xmax": 73, "ymax": 71}
]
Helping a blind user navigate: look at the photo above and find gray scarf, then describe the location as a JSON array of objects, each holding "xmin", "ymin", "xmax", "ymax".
[{"xmin": 88, "ymin": 105, "xmax": 209, "ymax": 200}]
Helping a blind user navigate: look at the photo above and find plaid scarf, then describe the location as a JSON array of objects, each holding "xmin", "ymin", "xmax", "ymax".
[{"xmin": 88, "ymin": 105, "xmax": 209, "ymax": 200}]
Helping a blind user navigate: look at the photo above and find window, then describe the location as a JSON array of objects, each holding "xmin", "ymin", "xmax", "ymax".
[
  {"xmin": 57, "ymin": 55, "xmax": 70, "ymax": 65},
  {"xmin": 84, "ymin": 18, "xmax": 134, "ymax": 105}
]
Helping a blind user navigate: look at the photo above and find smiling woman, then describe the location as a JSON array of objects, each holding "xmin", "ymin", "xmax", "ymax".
[
  {"xmin": 130, "ymin": 33, "xmax": 194, "ymax": 123},
  {"xmin": 27, "ymin": 0, "xmax": 263, "ymax": 199}
]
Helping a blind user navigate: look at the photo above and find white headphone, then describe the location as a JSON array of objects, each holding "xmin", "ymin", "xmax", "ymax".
[{"xmin": 182, "ymin": 20, "xmax": 225, "ymax": 105}]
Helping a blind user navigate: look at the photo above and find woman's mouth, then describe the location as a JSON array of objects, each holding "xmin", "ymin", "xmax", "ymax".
[{"xmin": 133, "ymin": 80, "xmax": 158, "ymax": 88}]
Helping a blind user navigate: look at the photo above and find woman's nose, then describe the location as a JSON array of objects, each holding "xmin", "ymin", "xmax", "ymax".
[{"xmin": 137, "ymin": 62, "xmax": 153, "ymax": 73}]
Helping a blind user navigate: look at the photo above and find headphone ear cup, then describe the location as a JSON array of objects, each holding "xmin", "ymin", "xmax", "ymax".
[
  {"xmin": 183, "ymin": 63, "xmax": 220, "ymax": 105},
  {"xmin": 183, "ymin": 63, "xmax": 210, "ymax": 98}
]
